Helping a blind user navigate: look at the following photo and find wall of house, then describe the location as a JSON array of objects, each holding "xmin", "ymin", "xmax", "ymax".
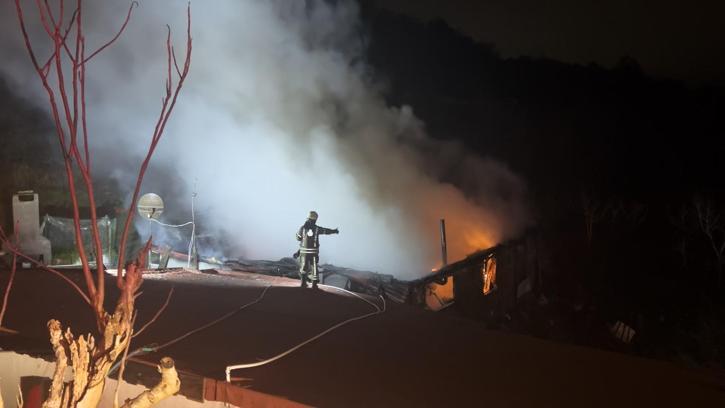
[
  {"xmin": 0, "ymin": 352, "xmax": 227, "ymax": 407},
  {"xmin": 453, "ymin": 234, "xmax": 541, "ymax": 321}
]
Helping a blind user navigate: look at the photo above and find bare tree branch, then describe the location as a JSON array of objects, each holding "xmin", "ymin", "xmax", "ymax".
[
  {"xmin": 82, "ymin": 1, "xmax": 138, "ymax": 63},
  {"xmin": 0, "ymin": 230, "xmax": 19, "ymax": 329},
  {"xmin": 117, "ymin": 5, "xmax": 192, "ymax": 284},
  {"xmin": 10, "ymin": 1, "xmax": 193, "ymax": 405},
  {"xmin": 133, "ymin": 286, "xmax": 174, "ymax": 338}
]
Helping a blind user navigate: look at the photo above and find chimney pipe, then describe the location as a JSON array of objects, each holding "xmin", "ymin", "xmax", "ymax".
[{"xmin": 439, "ymin": 219, "xmax": 447, "ymax": 266}]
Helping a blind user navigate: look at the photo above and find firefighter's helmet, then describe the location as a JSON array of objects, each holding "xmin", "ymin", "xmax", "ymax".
[{"xmin": 308, "ymin": 211, "xmax": 318, "ymax": 221}]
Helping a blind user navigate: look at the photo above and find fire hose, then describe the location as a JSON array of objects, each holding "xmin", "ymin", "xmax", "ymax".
[
  {"xmin": 224, "ymin": 284, "xmax": 386, "ymax": 382},
  {"xmin": 109, "ymin": 284, "xmax": 385, "ymax": 380},
  {"xmin": 109, "ymin": 285, "xmax": 272, "ymax": 375}
]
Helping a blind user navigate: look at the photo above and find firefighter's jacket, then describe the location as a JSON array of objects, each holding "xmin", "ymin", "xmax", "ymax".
[{"xmin": 296, "ymin": 222, "xmax": 336, "ymax": 255}]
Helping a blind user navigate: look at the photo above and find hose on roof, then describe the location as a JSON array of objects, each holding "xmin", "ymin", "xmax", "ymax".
[
  {"xmin": 109, "ymin": 285, "xmax": 272, "ymax": 376},
  {"xmin": 225, "ymin": 284, "xmax": 386, "ymax": 382},
  {"xmin": 109, "ymin": 283, "xmax": 385, "ymax": 380}
]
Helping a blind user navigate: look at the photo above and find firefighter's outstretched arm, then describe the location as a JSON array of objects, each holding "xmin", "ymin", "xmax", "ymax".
[
  {"xmin": 318, "ymin": 226, "xmax": 339, "ymax": 235},
  {"xmin": 296, "ymin": 227, "xmax": 303, "ymax": 241}
]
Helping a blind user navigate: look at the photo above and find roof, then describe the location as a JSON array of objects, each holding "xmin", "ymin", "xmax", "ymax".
[
  {"xmin": 2, "ymin": 267, "xmax": 724, "ymax": 407},
  {"xmin": 413, "ymin": 245, "xmax": 498, "ymax": 286},
  {"xmin": 224, "ymin": 257, "xmax": 413, "ymax": 303}
]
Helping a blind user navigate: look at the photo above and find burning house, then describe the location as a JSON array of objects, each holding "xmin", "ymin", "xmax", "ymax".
[{"xmin": 410, "ymin": 232, "xmax": 541, "ymax": 320}]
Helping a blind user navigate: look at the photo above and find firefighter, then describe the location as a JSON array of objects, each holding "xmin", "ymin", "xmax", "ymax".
[{"xmin": 295, "ymin": 211, "xmax": 338, "ymax": 289}]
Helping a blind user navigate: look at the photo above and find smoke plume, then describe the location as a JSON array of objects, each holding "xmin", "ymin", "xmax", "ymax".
[{"xmin": 0, "ymin": 0, "xmax": 529, "ymax": 278}]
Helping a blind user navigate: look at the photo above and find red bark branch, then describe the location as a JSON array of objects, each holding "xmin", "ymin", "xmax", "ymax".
[
  {"xmin": 16, "ymin": 0, "xmax": 192, "ymax": 356},
  {"xmin": 10, "ymin": 1, "xmax": 192, "ymax": 404},
  {"xmin": 14, "ymin": 0, "xmax": 100, "ymax": 308},
  {"xmin": 117, "ymin": 5, "xmax": 192, "ymax": 286},
  {"xmin": 0, "ymin": 232, "xmax": 19, "ymax": 328},
  {"xmin": 39, "ymin": 7, "xmax": 80, "ymax": 75},
  {"xmin": 14, "ymin": 1, "xmax": 44, "ymax": 72},
  {"xmin": 34, "ymin": 0, "xmax": 54, "ymax": 38},
  {"xmin": 80, "ymin": 35, "xmax": 90, "ymax": 166},
  {"xmin": 82, "ymin": 1, "xmax": 137, "ymax": 63}
]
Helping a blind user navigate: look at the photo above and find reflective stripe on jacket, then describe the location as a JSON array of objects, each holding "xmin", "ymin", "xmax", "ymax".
[{"xmin": 297, "ymin": 221, "xmax": 335, "ymax": 251}]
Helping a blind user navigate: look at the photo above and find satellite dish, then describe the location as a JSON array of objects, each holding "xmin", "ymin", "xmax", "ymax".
[{"xmin": 137, "ymin": 193, "xmax": 164, "ymax": 219}]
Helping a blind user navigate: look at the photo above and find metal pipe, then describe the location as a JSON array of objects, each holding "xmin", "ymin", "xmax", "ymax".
[{"xmin": 439, "ymin": 219, "xmax": 447, "ymax": 266}]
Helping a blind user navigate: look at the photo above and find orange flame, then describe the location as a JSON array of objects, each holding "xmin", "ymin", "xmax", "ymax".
[{"xmin": 426, "ymin": 222, "xmax": 496, "ymax": 310}]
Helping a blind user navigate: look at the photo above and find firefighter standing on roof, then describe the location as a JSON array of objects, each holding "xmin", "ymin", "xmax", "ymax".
[{"xmin": 296, "ymin": 211, "xmax": 338, "ymax": 289}]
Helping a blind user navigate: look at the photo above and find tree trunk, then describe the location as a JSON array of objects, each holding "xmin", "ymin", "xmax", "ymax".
[
  {"xmin": 41, "ymin": 298, "xmax": 135, "ymax": 408},
  {"xmin": 75, "ymin": 380, "xmax": 106, "ymax": 408}
]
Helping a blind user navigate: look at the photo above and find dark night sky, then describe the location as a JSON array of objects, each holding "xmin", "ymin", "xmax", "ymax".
[{"xmin": 373, "ymin": 0, "xmax": 725, "ymax": 83}]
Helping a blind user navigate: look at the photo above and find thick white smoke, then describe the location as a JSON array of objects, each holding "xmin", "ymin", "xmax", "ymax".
[{"xmin": 0, "ymin": 0, "xmax": 528, "ymax": 278}]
